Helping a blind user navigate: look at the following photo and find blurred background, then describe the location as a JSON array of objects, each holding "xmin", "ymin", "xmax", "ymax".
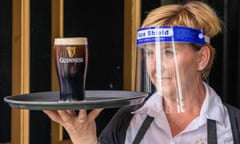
[{"xmin": 0, "ymin": 0, "xmax": 240, "ymax": 143}]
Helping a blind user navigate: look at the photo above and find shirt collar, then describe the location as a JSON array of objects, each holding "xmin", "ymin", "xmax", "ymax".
[
  {"xmin": 132, "ymin": 92, "xmax": 164, "ymax": 117},
  {"xmin": 201, "ymin": 82, "xmax": 226, "ymax": 123},
  {"xmin": 133, "ymin": 82, "xmax": 226, "ymax": 124}
]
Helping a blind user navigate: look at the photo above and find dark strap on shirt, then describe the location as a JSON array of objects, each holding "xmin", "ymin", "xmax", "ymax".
[
  {"xmin": 207, "ymin": 119, "xmax": 217, "ymax": 144},
  {"xmin": 132, "ymin": 116, "xmax": 217, "ymax": 144},
  {"xmin": 99, "ymin": 103, "xmax": 240, "ymax": 144},
  {"xmin": 132, "ymin": 115, "xmax": 154, "ymax": 144}
]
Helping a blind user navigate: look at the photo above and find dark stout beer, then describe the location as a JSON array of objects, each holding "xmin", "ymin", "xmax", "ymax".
[{"xmin": 54, "ymin": 38, "xmax": 88, "ymax": 101}]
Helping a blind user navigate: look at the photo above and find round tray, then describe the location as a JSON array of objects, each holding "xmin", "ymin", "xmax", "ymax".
[{"xmin": 4, "ymin": 90, "xmax": 148, "ymax": 110}]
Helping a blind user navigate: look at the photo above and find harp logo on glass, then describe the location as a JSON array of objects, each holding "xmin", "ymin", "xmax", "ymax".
[
  {"xmin": 67, "ymin": 46, "xmax": 76, "ymax": 58},
  {"xmin": 59, "ymin": 46, "xmax": 83, "ymax": 64}
]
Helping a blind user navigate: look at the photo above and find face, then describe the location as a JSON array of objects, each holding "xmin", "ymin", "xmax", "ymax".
[{"xmin": 144, "ymin": 43, "xmax": 201, "ymax": 98}]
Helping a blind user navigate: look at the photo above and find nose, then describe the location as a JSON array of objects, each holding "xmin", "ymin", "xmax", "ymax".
[{"xmin": 155, "ymin": 53, "xmax": 167, "ymax": 73}]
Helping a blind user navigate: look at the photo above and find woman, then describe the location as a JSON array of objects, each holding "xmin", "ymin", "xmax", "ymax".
[{"xmin": 44, "ymin": 1, "xmax": 240, "ymax": 144}]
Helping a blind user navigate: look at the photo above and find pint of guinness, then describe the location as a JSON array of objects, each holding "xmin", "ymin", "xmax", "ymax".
[{"xmin": 54, "ymin": 37, "xmax": 88, "ymax": 101}]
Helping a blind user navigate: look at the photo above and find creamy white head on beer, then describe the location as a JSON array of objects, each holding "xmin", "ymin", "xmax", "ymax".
[{"xmin": 54, "ymin": 37, "xmax": 88, "ymax": 45}]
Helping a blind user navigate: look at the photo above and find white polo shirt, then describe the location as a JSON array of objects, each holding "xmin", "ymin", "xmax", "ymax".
[{"xmin": 125, "ymin": 82, "xmax": 233, "ymax": 144}]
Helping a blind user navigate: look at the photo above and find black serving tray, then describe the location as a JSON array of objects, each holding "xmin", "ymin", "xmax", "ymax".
[{"xmin": 4, "ymin": 90, "xmax": 148, "ymax": 110}]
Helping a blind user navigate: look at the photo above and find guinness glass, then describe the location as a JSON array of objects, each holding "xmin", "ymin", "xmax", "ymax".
[{"xmin": 54, "ymin": 37, "xmax": 88, "ymax": 101}]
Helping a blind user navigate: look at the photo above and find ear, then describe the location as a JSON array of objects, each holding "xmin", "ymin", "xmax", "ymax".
[{"xmin": 197, "ymin": 45, "xmax": 210, "ymax": 71}]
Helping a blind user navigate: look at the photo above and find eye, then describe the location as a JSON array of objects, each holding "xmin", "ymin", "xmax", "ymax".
[
  {"xmin": 145, "ymin": 50, "xmax": 154, "ymax": 57},
  {"xmin": 164, "ymin": 49, "xmax": 174, "ymax": 56}
]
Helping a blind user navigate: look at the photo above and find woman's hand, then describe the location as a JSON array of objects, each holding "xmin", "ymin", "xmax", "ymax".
[{"xmin": 43, "ymin": 108, "xmax": 103, "ymax": 144}]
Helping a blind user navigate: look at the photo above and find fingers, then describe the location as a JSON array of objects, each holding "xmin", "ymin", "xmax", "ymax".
[
  {"xmin": 43, "ymin": 108, "xmax": 104, "ymax": 125},
  {"xmin": 57, "ymin": 110, "xmax": 76, "ymax": 123},
  {"xmin": 77, "ymin": 108, "xmax": 103, "ymax": 123},
  {"xmin": 66, "ymin": 110, "xmax": 77, "ymax": 117},
  {"xmin": 78, "ymin": 109, "xmax": 88, "ymax": 123}
]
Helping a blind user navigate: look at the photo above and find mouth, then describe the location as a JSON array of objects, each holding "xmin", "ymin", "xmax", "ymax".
[
  {"xmin": 155, "ymin": 74, "xmax": 171, "ymax": 80},
  {"xmin": 155, "ymin": 76, "xmax": 171, "ymax": 84},
  {"xmin": 160, "ymin": 78, "xmax": 171, "ymax": 84},
  {"xmin": 161, "ymin": 77, "xmax": 171, "ymax": 79}
]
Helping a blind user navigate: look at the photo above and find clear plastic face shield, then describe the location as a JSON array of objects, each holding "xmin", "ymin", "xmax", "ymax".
[{"xmin": 136, "ymin": 26, "xmax": 208, "ymax": 113}]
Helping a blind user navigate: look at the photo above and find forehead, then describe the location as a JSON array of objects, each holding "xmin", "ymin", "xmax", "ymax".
[{"xmin": 141, "ymin": 43, "xmax": 194, "ymax": 50}]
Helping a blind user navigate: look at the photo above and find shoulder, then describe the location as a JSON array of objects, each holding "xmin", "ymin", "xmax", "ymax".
[
  {"xmin": 224, "ymin": 103, "xmax": 240, "ymax": 123},
  {"xmin": 224, "ymin": 103, "xmax": 240, "ymax": 124},
  {"xmin": 225, "ymin": 103, "xmax": 240, "ymax": 116},
  {"xmin": 98, "ymin": 104, "xmax": 141, "ymax": 144},
  {"xmin": 224, "ymin": 103, "xmax": 240, "ymax": 143}
]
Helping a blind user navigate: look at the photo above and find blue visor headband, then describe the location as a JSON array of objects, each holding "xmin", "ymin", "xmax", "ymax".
[{"xmin": 137, "ymin": 26, "xmax": 209, "ymax": 45}]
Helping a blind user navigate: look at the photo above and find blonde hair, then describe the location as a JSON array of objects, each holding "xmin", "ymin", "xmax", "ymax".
[{"xmin": 141, "ymin": 1, "xmax": 222, "ymax": 79}]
